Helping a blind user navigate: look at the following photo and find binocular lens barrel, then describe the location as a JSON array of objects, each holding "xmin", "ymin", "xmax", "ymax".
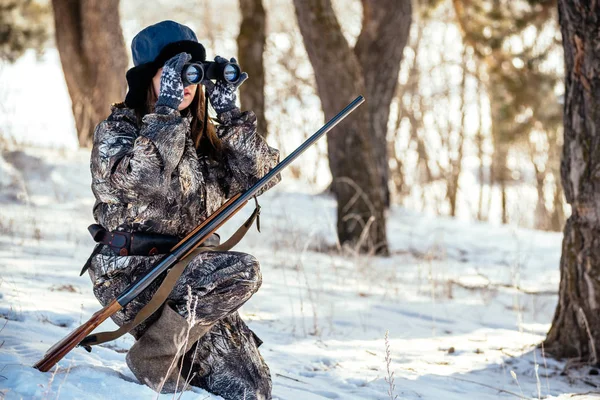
[
  {"xmin": 223, "ymin": 64, "xmax": 240, "ymax": 83},
  {"xmin": 183, "ymin": 64, "xmax": 204, "ymax": 85},
  {"xmin": 181, "ymin": 61, "xmax": 242, "ymax": 86}
]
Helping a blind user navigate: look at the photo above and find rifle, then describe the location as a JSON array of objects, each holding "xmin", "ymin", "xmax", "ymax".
[{"xmin": 33, "ymin": 95, "xmax": 365, "ymax": 372}]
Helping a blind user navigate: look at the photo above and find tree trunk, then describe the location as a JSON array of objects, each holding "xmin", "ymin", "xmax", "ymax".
[
  {"xmin": 544, "ymin": 0, "xmax": 600, "ymax": 361},
  {"xmin": 487, "ymin": 68, "xmax": 512, "ymax": 225},
  {"xmin": 476, "ymin": 117, "xmax": 487, "ymax": 221},
  {"xmin": 52, "ymin": 0, "xmax": 127, "ymax": 148},
  {"xmin": 293, "ymin": 0, "xmax": 412, "ymax": 254},
  {"xmin": 448, "ymin": 45, "xmax": 469, "ymax": 218},
  {"xmin": 354, "ymin": 0, "xmax": 412, "ymax": 207},
  {"xmin": 237, "ymin": 0, "xmax": 268, "ymax": 138}
]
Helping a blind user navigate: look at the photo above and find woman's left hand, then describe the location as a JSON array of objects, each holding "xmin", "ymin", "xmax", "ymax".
[{"xmin": 202, "ymin": 56, "xmax": 248, "ymax": 114}]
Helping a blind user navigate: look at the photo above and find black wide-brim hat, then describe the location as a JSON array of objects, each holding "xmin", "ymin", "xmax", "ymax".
[{"xmin": 124, "ymin": 20, "xmax": 206, "ymax": 109}]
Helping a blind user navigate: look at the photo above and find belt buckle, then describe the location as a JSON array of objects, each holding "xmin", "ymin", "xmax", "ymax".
[{"xmin": 109, "ymin": 232, "xmax": 129, "ymax": 256}]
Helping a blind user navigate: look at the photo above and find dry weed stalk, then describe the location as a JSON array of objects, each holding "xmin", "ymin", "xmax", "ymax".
[
  {"xmin": 533, "ymin": 349, "xmax": 541, "ymax": 399},
  {"xmin": 155, "ymin": 286, "xmax": 200, "ymax": 397},
  {"xmin": 510, "ymin": 370, "xmax": 525, "ymax": 399},
  {"xmin": 451, "ymin": 375, "xmax": 530, "ymax": 399},
  {"xmin": 173, "ymin": 287, "xmax": 200, "ymax": 397},
  {"xmin": 384, "ymin": 330, "xmax": 398, "ymax": 400},
  {"xmin": 54, "ymin": 358, "xmax": 73, "ymax": 400},
  {"xmin": 41, "ymin": 365, "xmax": 59, "ymax": 400},
  {"xmin": 300, "ymin": 261, "xmax": 320, "ymax": 336},
  {"xmin": 0, "ymin": 298, "xmax": 7, "ymax": 351},
  {"xmin": 578, "ymin": 307, "xmax": 598, "ymax": 365},
  {"xmin": 541, "ymin": 341, "xmax": 550, "ymax": 394},
  {"xmin": 298, "ymin": 230, "xmax": 324, "ymax": 336}
]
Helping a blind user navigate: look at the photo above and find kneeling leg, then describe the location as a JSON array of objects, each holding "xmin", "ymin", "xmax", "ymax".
[
  {"xmin": 169, "ymin": 250, "xmax": 263, "ymax": 325},
  {"xmin": 184, "ymin": 313, "xmax": 271, "ymax": 400}
]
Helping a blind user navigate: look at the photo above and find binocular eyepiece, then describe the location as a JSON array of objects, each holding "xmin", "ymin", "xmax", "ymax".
[{"xmin": 182, "ymin": 60, "xmax": 242, "ymax": 86}]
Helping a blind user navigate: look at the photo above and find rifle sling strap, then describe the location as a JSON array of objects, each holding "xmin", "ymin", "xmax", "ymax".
[{"xmin": 80, "ymin": 204, "xmax": 261, "ymax": 349}]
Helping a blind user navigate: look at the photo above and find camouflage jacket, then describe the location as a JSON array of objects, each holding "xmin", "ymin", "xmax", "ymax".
[{"xmin": 89, "ymin": 103, "xmax": 280, "ymax": 281}]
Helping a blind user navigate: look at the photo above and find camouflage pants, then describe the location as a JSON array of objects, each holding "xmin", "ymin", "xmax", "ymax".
[{"xmin": 89, "ymin": 246, "xmax": 272, "ymax": 400}]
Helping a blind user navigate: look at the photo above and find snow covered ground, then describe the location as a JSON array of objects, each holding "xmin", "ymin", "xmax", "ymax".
[{"xmin": 0, "ymin": 146, "xmax": 599, "ymax": 400}]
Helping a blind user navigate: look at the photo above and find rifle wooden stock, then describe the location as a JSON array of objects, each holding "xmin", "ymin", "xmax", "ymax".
[
  {"xmin": 32, "ymin": 95, "xmax": 365, "ymax": 373},
  {"xmin": 33, "ymin": 299, "xmax": 122, "ymax": 372}
]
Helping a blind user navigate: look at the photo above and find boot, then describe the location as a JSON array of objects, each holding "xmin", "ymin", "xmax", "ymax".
[{"xmin": 126, "ymin": 300, "xmax": 212, "ymax": 393}]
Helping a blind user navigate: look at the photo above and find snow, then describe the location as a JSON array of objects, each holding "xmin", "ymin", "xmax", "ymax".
[{"xmin": 1, "ymin": 146, "xmax": 599, "ymax": 399}]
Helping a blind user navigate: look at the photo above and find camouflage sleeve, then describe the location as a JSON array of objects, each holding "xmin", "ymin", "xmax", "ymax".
[
  {"xmin": 91, "ymin": 106, "xmax": 189, "ymax": 204},
  {"xmin": 216, "ymin": 108, "xmax": 281, "ymax": 197}
]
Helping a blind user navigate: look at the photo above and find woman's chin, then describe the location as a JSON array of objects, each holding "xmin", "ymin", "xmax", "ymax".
[{"xmin": 178, "ymin": 99, "xmax": 192, "ymax": 111}]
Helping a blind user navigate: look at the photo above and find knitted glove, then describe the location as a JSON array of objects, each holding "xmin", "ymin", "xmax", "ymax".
[
  {"xmin": 202, "ymin": 56, "xmax": 248, "ymax": 114},
  {"xmin": 155, "ymin": 52, "xmax": 192, "ymax": 110}
]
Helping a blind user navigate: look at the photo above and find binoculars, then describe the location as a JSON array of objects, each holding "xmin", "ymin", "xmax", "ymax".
[{"xmin": 182, "ymin": 60, "xmax": 242, "ymax": 86}]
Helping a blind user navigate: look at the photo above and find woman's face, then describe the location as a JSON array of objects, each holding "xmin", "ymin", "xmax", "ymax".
[{"xmin": 152, "ymin": 67, "xmax": 198, "ymax": 111}]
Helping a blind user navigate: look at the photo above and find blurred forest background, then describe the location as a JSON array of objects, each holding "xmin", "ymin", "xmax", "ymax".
[{"xmin": 0, "ymin": 0, "xmax": 564, "ymax": 236}]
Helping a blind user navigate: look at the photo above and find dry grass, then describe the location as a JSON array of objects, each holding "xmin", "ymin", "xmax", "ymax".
[
  {"xmin": 510, "ymin": 370, "xmax": 526, "ymax": 398},
  {"xmin": 41, "ymin": 365, "xmax": 59, "ymax": 400},
  {"xmin": 0, "ymin": 279, "xmax": 6, "ymax": 351},
  {"xmin": 267, "ymin": 183, "xmax": 409, "ymax": 339},
  {"xmin": 49, "ymin": 284, "xmax": 78, "ymax": 293},
  {"xmin": 384, "ymin": 330, "xmax": 398, "ymax": 400},
  {"xmin": 578, "ymin": 307, "xmax": 598, "ymax": 365},
  {"xmin": 155, "ymin": 286, "xmax": 199, "ymax": 398},
  {"xmin": 54, "ymin": 359, "xmax": 74, "ymax": 400}
]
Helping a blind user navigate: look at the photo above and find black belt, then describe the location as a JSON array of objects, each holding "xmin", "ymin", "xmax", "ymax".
[
  {"xmin": 80, "ymin": 225, "xmax": 220, "ymax": 276},
  {"xmin": 87, "ymin": 224, "xmax": 181, "ymax": 256}
]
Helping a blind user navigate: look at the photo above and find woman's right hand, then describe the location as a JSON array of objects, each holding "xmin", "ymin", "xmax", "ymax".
[
  {"xmin": 202, "ymin": 56, "xmax": 249, "ymax": 114},
  {"xmin": 155, "ymin": 52, "xmax": 192, "ymax": 110}
]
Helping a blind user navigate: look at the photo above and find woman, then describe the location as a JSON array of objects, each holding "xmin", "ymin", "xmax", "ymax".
[{"xmin": 87, "ymin": 20, "xmax": 279, "ymax": 399}]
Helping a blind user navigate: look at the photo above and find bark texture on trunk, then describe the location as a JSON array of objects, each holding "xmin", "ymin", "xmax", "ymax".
[
  {"xmin": 544, "ymin": 0, "xmax": 600, "ymax": 361},
  {"xmin": 237, "ymin": 0, "xmax": 268, "ymax": 137},
  {"xmin": 354, "ymin": 0, "xmax": 412, "ymax": 207},
  {"xmin": 52, "ymin": 0, "xmax": 127, "ymax": 147},
  {"xmin": 293, "ymin": 0, "xmax": 411, "ymax": 254}
]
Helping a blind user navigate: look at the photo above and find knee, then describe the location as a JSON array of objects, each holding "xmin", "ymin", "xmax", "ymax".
[
  {"xmin": 183, "ymin": 251, "xmax": 263, "ymax": 298},
  {"xmin": 237, "ymin": 253, "xmax": 262, "ymax": 295}
]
